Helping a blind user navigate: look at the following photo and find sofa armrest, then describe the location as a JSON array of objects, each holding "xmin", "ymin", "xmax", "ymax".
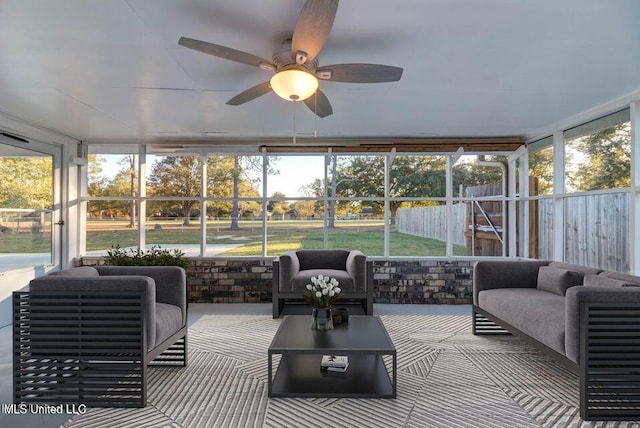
[
  {"xmin": 96, "ymin": 266, "xmax": 186, "ymax": 326},
  {"xmin": 346, "ymin": 250, "xmax": 367, "ymax": 292},
  {"xmin": 473, "ymin": 260, "xmax": 550, "ymax": 305},
  {"xmin": 278, "ymin": 251, "xmax": 300, "ymax": 292},
  {"xmin": 565, "ymin": 286, "xmax": 640, "ymax": 364},
  {"xmin": 29, "ymin": 275, "xmax": 157, "ymax": 351}
]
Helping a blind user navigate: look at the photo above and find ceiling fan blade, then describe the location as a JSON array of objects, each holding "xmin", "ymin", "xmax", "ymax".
[
  {"xmin": 303, "ymin": 89, "xmax": 333, "ymax": 118},
  {"xmin": 316, "ymin": 63, "xmax": 403, "ymax": 83},
  {"xmin": 226, "ymin": 81, "xmax": 272, "ymax": 106},
  {"xmin": 179, "ymin": 37, "xmax": 274, "ymax": 69},
  {"xmin": 291, "ymin": 0, "xmax": 339, "ymax": 64}
]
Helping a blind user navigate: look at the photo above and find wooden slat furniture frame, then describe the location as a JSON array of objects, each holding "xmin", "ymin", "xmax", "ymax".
[{"xmin": 13, "ymin": 290, "xmax": 187, "ymax": 408}]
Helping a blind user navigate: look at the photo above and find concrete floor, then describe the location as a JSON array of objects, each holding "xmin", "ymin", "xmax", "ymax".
[{"xmin": 1, "ymin": 303, "xmax": 471, "ymax": 428}]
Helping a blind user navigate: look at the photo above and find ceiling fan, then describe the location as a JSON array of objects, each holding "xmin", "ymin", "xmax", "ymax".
[{"xmin": 178, "ymin": 0, "xmax": 403, "ymax": 118}]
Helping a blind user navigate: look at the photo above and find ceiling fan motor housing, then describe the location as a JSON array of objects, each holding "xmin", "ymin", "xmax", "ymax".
[{"xmin": 272, "ymin": 40, "xmax": 318, "ymax": 71}]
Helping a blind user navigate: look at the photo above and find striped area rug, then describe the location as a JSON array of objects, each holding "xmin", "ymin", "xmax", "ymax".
[{"xmin": 64, "ymin": 315, "xmax": 640, "ymax": 428}]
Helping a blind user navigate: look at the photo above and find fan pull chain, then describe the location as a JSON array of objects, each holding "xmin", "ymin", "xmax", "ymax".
[
  {"xmin": 314, "ymin": 92, "xmax": 318, "ymax": 138},
  {"xmin": 292, "ymin": 100, "xmax": 297, "ymax": 144}
]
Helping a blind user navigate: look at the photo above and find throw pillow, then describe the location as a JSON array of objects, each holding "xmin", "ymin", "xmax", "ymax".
[
  {"xmin": 537, "ymin": 266, "xmax": 583, "ymax": 296},
  {"xmin": 583, "ymin": 274, "xmax": 636, "ymax": 288}
]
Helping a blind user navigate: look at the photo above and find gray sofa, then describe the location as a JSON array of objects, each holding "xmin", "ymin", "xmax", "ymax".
[
  {"xmin": 13, "ymin": 265, "xmax": 188, "ymax": 407},
  {"xmin": 272, "ymin": 249, "xmax": 373, "ymax": 318},
  {"xmin": 473, "ymin": 260, "xmax": 640, "ymax": 420}
]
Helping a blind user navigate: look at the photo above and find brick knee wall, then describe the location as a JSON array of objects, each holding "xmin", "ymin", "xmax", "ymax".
[
  {"xmin": 372, "ymin": 260, "xmax": 473, "ymax": 304},
  {"xmin": 78, "ymin": 257, "xmax": 473, "ymax": 304}
]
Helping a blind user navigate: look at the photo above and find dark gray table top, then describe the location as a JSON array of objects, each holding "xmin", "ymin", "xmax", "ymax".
[{"xmin": 269, "ymin": 315, "xmax": 395, "ymax": 353}]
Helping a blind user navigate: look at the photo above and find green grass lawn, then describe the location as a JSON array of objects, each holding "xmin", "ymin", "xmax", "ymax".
[{"xmin": 3, "ymin": 219, "xmax": 466, "ymax": 256}]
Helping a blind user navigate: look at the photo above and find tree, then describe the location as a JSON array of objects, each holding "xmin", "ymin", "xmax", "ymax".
[
  {"xmin": 147, "ymin": 156, "xmax": 202, "ymax": 225},
  {"xmin": 119, "ymin": 155, "xmax": 137, "ymax": 228},
  {"xmin": 230, "ymin": 156, "xmax": 242, "ymax": 230},
  {"xmin": 567, "ymin": 123, "xmax": 631, "ymax": 192},
  {"xmin": 206, "ymin": 155, "xmax": 268, "ymax": 229},
  {"xmin": 293, "ymin": 200, "xmax": 316, "ymax": 218},
  {"xmin": 236, "ymin": 181, "xmax": 263, "ymax": 218},
  {"xmin": 338, "ymin": 156, "xmax": 449, "ymax": 224},
  {"xmin": 452, "ymin": 158, "xmax": 504, "ymax": 196},
  {"xmin": 268, "ymin": 192, "xmax": 289, "ymax": 220},
  {"xmin": 529, "ymin": 148, "xmax": 553, "ymax": 195},
  {"xmin": 0, "ymin": 156, "xmax": 52, "ymax": 209},
  {"xmin": 87, "ymin": 154, "xmax": 137, "ymax": 219}
]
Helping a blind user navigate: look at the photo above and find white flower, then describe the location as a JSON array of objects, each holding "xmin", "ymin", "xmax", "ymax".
[
  {"xmin": 335, "ymin": 287, "xmax": 341, "ymax": 294},
  {"xmin": 330, "ymin": 278, "xmax": 338, "ymax": 286},
  {"xmin": 315, "ymin": 291, "xmax": 322, "ymax": 298},
  {"xmin": 322, "ymin": 288, "xmax": 329, "ymax": 295},
  {"xmin": 329, "ymin": 290, "xmax": 335, "ymax": 297},
  {"xmin": 306, "ymin": 284, "xmax": 312, "ymax": 290}
]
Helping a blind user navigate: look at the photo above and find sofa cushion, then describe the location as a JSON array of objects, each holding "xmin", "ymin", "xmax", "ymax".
[
  {"xmin": 155, "ymin": 302, "xmax": 183, "ymax": 349},
  {"xmin": 296, "ymin": 250, "xmax": 349, "ymax": 271},
  {"xmin": 291, "ymin": 269, "xmax": 354, "ymax": 293},
  {"xmin": 478, "ymin": 288, "xmax": 566, "ymax": 356},
  {"xmin": 537, "ymin": 266, "xmax": 583, "ymax": 296},
  {"xmin": 599, "ymin": 271, "xmax": 640, "ymax": 286},
  {"xmin": 548, "ymin": 262, "xmax": 603, "ymax": 276},
  {"xmin": 48, "ymin": 266, "xmax": 100, "ymax": 277},
  {"xmin": 584, "ymin": 274, "xmax": 636, "ymax": 288}
]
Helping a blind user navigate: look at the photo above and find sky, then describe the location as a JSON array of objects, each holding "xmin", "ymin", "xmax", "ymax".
[{"xmin": 266, "ymin": 155, "xmax": 324, "ymax": 197}]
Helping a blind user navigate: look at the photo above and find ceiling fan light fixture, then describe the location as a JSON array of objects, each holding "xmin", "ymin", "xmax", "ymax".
[{"xmin": 270, "ymin": 69, "xmax": 318, "ymax": 101}]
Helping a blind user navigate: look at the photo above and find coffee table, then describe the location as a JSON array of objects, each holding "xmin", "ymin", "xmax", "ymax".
[{"xmin": 268, "ymin": 315, "xmax": 396, "ymax": 398}]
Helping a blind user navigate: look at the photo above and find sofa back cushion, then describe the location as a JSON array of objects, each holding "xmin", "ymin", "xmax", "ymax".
[
  {"xmin": 584, "ymin": 274, "xmax": 638, "ymax": 288},
  {"xmin": 537, "ymin": 266, "xmax": 583, "ymax": 296},
  {"xmin": 548, "ymin": 262, "xmax": 603, "ymax": 276},
  {"xmin": 599, "ymin": 271, "xmax": 640, "ymax": 286},
  {"xmin": 296, "ymin": 249, "xmax": 349, "ymax": 271},
  {"xmin": 48, "ymin": 266, "xmax": 100, "ymax": 277}
]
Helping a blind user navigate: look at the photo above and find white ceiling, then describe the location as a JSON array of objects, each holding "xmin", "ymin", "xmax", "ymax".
[{"xmin": 0, "ymin": 0, "xmax": 639, "ymax": 147}]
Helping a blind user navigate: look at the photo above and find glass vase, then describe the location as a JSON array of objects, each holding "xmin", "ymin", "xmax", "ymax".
[{"xmin": 311, "ymin": 307, "xmax": 333, "ymax": 331}]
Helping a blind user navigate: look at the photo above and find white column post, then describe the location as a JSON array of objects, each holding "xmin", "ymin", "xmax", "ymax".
[
  {"xmin": 446, "ymin": 155, "xmax": 453, "ymax": 257},
  {"xmin": 630, "ymin": 102, "xmax": 640, "ymax": 274},
  {"xmin": 506, "ymin": 145, "xmax": 526, "ymax": 257},
  {"xmin": 507, "ymin": 157, "xmax": 517, "ymax": 257},
  {"xmin": 552, "ymin": 131, "xmax": 565, "ymax": 262},
  {"xmin": 138, "ymin": 145, "xmax": 146, "ymax": 251},
  {"xmin": 200, "ymin": 154, "xmax": 207, "ymax": 257},
  {"xmin": 77, "ymin": 142, "xmax": 88, "ymax": 259},
  {"xmin": 384, "ymin": 150, "xmax": 395, "ymax": 257},
  {"xmin": 262, "ymin": 149, "xmax": 269, "ymax": 257},
  {"xmin": 520, "ymin": 150, "xmax": 530, "ymax": 258},
  {"xmin": 324, "ymin": 150, "xmax": 330, "ymax": 249}
]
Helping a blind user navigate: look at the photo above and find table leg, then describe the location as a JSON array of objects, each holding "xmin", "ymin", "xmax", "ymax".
[
  {"xmin": 392, "ymin": 352, "xmax": 397, "ymax": 398},
  {"xmin": 268, "ymin": 351, "xmax": 273, "ymax": 397}
]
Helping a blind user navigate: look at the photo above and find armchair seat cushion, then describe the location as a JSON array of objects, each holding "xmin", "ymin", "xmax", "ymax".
[
  {"xmin": 155, "ymin": 302, "xmax": 183, "ymax": 349},
  {"xmin": 291, "ymin": 269, "xmax": 355, "ymax": 292}
]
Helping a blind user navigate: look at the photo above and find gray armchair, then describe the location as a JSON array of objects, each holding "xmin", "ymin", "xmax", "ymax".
[
  {"xmin": 272, "ymin": 249, "xmax": 373, "ymax": 318},
  {"xmin": 13, "ymin": 265, "xmax": 187, "ymax": 408}
]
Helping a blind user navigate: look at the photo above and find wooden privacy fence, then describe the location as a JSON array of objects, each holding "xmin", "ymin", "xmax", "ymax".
[
  {"xmin": 538, "ymin": 192, "xmax": 629, "ymax": 272},
  {"xmin": 397, "ymin": 204, "xmax": 466, "ymax": 245},
  {"xmin": 398, "ymin": 184, "xmax": 629, "ymax": 272},
  {"xmin": 464, "ymin": 182, "xmax": 505, "ymax": 256}
]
